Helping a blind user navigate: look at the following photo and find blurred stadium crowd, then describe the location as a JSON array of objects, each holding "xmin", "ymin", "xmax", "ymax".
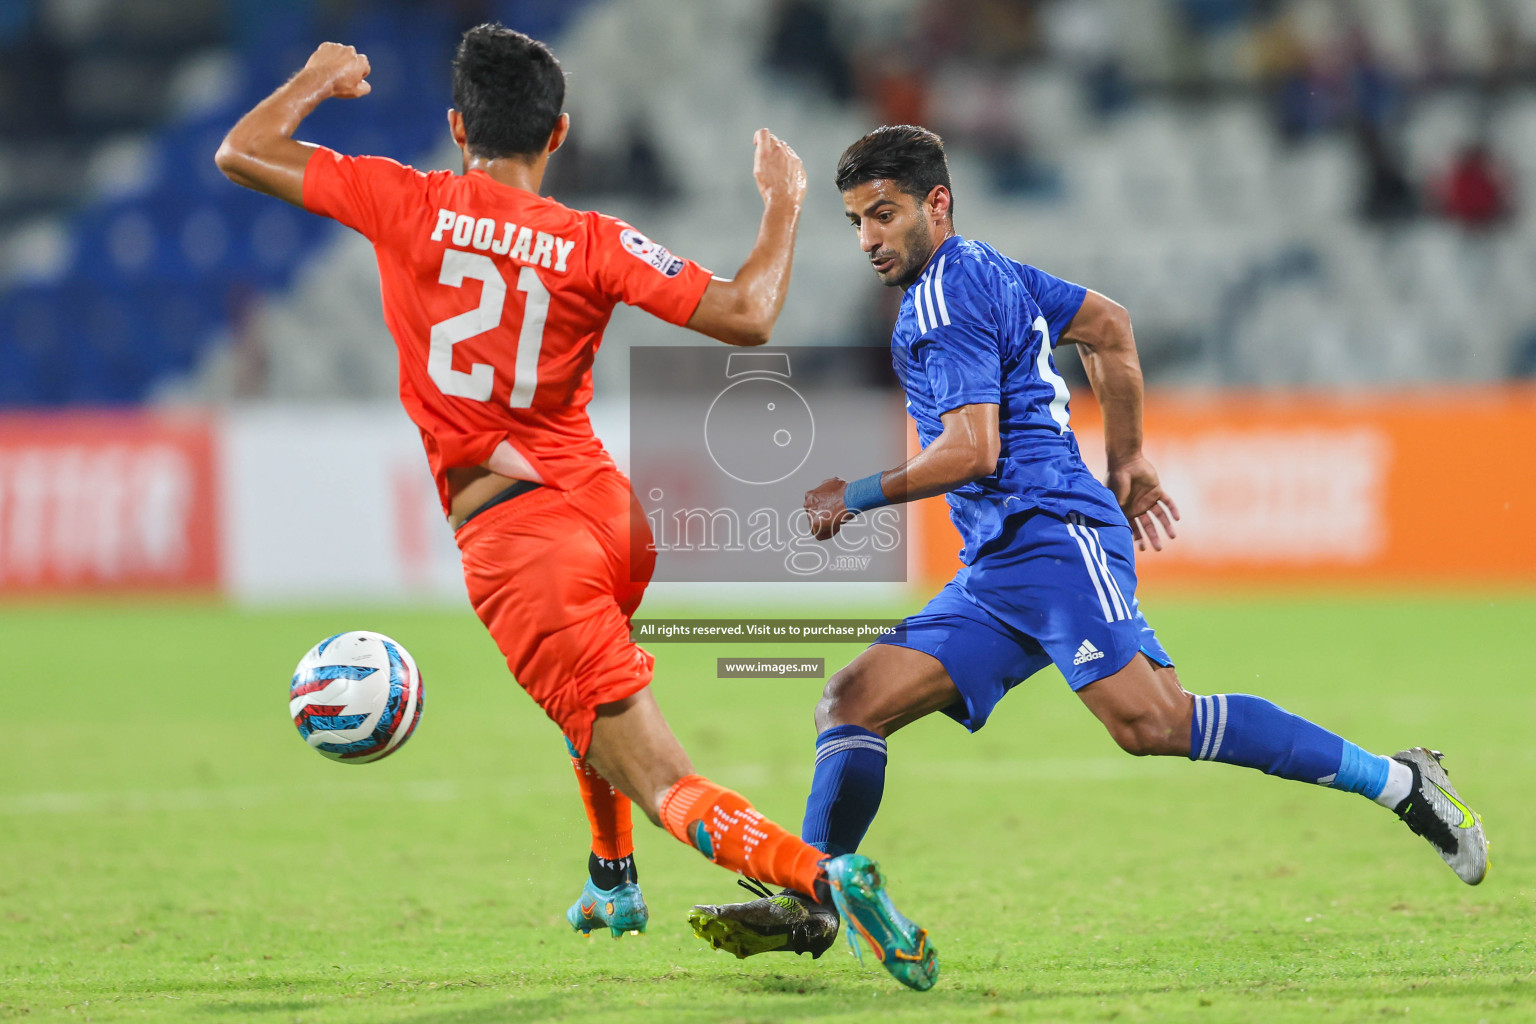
[{"xmin": 2, "ymin": 0, "xmax": 1535, "ymax": 408}]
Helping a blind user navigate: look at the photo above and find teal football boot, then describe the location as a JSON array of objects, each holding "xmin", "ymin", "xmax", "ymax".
[
  {"xmin": 823, "ymin": 854, "xmax": 938, "ymax": 991},
  {"xmin": 566, "ymin": 878, "xmax": 648, "ymax": 938}
]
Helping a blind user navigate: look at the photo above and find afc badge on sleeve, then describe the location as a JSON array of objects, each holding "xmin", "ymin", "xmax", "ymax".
[{"xmin": 620, "ymin": 227, "xmax": 685, "ymax": 278}]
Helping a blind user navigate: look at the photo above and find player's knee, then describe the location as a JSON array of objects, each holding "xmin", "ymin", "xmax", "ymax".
[
  {"xmin": 1110, "ymin": 723, "xmax": 1157, "ymax": 757},
  {"xmin": 812, "ymin": 679, "xmax": 845, "ymax": 733},
  {"xmin": 814, "ymin": 666, "xmax": 866, "ymax": 733},
  {"xmin": 1106, "ymin": 712, "xmax": 1182, "ymax": 757}
]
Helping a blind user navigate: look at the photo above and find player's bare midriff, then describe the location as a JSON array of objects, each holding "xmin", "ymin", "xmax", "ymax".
[{"xmin": 447, "ymin": 465, "xmax": 537, "ymax": 530}]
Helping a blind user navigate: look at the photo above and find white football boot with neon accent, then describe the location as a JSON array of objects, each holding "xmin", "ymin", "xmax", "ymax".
[{"xmin": 1391, "ymin": 747, "xmax": 1488, "ymax": 885}]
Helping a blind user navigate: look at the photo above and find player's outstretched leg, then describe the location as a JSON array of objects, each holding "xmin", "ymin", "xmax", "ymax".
[
  {"xmin": 1081, "ymin": 658, "xmax": 1489, "ymax": 884},
  {"xmin": 1185, "ymin": 694, "xmax": 1490, "ymax": 884},
  {"xmin": 689, "ymin": 857, "xmax": 936, "ymax": 991},
  {"xmin": 686, "ymin": 721, "xmax": 886, "ymax": 960},
  {"xmin": 689, "ymin": 644, "xmax": 958, "ymax": 963},
  {"xmin": 565, "ymin": 740, "xmax": 648, "ymax": 938},
  {"xmin": 584, "ymin": 687, "xmax": 937, "ymax": 990}
]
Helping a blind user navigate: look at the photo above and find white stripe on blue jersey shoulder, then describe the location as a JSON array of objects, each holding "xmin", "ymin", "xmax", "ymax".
[
  {"xmin": 932, "ymin": 255, "xmax": 951, "ymax": 326},
  {"xmin": 920, "ymin": 269, "xmax": 938, "ymax": 333}
]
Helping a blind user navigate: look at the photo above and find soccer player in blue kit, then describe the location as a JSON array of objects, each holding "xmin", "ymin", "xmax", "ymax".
[{"xmin": 688, "ymin": 125, "xmax": 1491, "ymax": 961}]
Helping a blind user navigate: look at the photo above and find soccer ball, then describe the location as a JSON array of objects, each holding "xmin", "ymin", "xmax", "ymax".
[{"xmin": 289, "ymin": 631, "xmax": 424, "ymax": 764}]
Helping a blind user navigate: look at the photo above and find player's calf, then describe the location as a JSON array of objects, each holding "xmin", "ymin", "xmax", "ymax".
[
  {"xmin": 1176, "ymin": 691, "xmax": 1490, "ymax": 883},
  {"xmin": 658, "ymin": 774, "xmax": 828, "ymax": 900},
  {"xmin": 583, "ymin": 689, "xmax": 826, "ymax": 898},
  {"xmin": 566, "ymin": 743, "xmax": 647, "ymax": 935},
  {"xmin": 799, "ymin": 647, "xmax": 959, "ymax": 871},
  {"xmin": 1079, "ymin": 658, "xmax": 1490, "ymax": 882}
]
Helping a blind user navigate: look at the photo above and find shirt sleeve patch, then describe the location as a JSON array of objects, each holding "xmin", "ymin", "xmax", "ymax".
[{"xmin": 619, "ymin": 228, "xmax": 685, "ymax": 278}]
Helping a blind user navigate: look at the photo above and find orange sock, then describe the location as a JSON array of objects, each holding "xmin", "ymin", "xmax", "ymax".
[
  {"xmin": 571, "ymin": 755, "xmax": 634, "ymax": 862},
  {"xmin": 657, "ymin": 774, "xmax": 825, "ymax": 898}
]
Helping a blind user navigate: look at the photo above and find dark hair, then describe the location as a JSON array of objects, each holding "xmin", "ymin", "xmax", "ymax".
[
  {"xmin": 452, "ymin": 23, "xmax": 565, "ymax": 160},
  {"xmin": 834, "ymin": 125, "xmax": 952, "ymax": 213}
]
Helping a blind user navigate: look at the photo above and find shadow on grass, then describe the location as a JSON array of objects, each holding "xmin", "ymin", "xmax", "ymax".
[
  {"xmin": 383, "ymin": 979, "xmax": 1005, "ymax": 1024},
  {"xmin": 117, "ymin": 962, "xmax": 1536, "ymax": 1023}
]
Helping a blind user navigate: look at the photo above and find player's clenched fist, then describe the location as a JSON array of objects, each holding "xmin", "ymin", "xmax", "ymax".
[
  {"xmin": 303, "ymin": 42, "xmax": 372, "ymax": 99},
  {"xmin": 804, "ymin": 477, "xmax": 852, "ymax": 541},
  {"xmin": 752, "ymin": 129, "xmax": 807, "ymax": 207}
]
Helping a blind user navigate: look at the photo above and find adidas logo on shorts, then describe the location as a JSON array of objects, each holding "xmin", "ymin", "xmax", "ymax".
[{"xmin": 1073, "ymin": 640, "xmax": 1105, "ymax": 666}]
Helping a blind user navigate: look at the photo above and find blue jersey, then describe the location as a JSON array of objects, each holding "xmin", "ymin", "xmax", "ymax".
[{"xmin": 891, "ymin": 234, "xmax": 1126, "ymax": 562}]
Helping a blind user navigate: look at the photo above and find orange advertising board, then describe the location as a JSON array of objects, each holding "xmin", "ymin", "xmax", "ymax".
[
  {"xmin": 916, "ymin": 388, "xmax": 1536, "ymax": 587},
  {"xmin": 0, "ymin": 412, "xmax": 219, "ymax": 592}
]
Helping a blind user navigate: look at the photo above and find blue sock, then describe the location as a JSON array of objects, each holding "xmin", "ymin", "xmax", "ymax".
[
  {"xmin": 1190, "ymin": 694, "xmax": 1390, "ymax": 799},
  {"xmin": 801, "ymin": 725, "xmax": 887, "ymax": 857}
]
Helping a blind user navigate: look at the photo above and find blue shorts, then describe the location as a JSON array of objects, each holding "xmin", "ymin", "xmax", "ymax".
[{"xmin": 875, "ymin": 510, "xmax": 1172, "ymax": 731}]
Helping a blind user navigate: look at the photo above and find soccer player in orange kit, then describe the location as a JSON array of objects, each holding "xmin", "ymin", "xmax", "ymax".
[{"xmin": 214, "ymin": 24, "xmax": 936, "ymax": 990}]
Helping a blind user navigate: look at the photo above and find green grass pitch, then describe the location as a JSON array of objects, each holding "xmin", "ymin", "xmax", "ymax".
[{"xmin": 2, "ymin": 593, "xmax": 1533, "ymax": 1023}]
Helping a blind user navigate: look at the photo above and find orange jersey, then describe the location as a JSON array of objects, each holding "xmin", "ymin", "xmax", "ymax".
[{"xmin": 302, "ymin": 147, "xmax": 713, "ymax": 509}]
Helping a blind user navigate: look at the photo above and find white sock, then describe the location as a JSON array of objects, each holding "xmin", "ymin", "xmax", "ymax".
[{"xmin": 1374, "ymin": 758, "xmax": 1413, "ymax": 808}]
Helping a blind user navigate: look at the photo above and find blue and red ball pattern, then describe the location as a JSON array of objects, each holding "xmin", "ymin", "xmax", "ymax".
[{"xmin": 289, "ymin": 631, "xmax": 424, "ymax": 764}]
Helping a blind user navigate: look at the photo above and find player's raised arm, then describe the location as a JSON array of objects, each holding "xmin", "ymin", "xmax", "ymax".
[
  {"xmin": 1058, "ymin": 289, "xmax": 1179, "ymax": 551},
  {"xmin": 214, "ymin": 42, "xmax": 372, "ymax": 205},
  {"xmin": 684, "ymin": 130, "xmax": 807, "ymax": 347},
  {"xmin": 803, "ymin": 402, "xmax": 1000, "ymax": 541}
]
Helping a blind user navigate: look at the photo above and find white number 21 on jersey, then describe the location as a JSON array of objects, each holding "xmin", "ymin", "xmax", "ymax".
[{"xmin": 427, "ymin": 250, "xmax": 549, "ymax": 408}]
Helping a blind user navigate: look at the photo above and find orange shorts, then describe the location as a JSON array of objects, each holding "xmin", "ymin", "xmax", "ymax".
[{"xmin": 455, "ymin": 467, "xmax": 657, "ymax": 755}]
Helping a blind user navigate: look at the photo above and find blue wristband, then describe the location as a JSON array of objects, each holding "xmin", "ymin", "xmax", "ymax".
[{"xmin": 842, "ymin": 472, "xmax": 890, "ymax": 514}]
